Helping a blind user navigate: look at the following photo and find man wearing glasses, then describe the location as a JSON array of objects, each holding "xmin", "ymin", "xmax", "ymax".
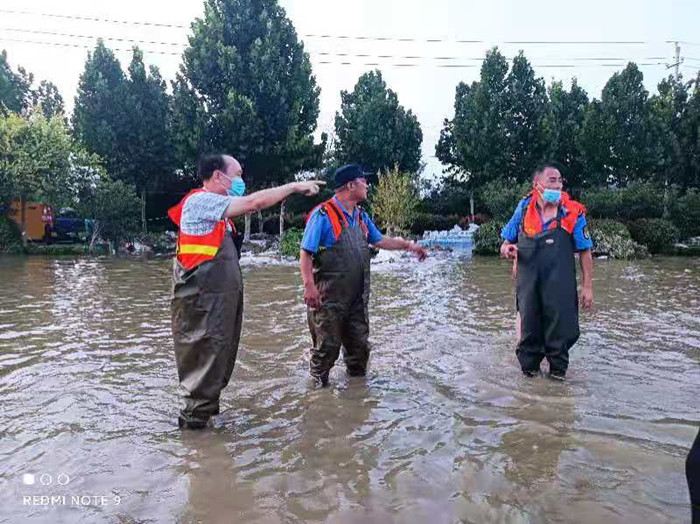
[{"xmin": 299, "ymin": 164, "xmax": 428, "ymax": 387}]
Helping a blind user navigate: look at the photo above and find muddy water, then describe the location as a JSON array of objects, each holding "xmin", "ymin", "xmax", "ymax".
[{"xmin": 0, "ymin": 254, "xmax": 698, "ymax": 523}]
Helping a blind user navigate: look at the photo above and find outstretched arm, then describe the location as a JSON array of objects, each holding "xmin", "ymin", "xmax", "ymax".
[
  {"xmin": 223, "ymin": 181, "xmax": 325, "ymax": 218},
  {"xmin": 373, "ymin": 237, "xmax": 428, "ymax": 261}
]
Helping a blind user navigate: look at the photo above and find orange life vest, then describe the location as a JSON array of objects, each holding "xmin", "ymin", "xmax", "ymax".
[
  {"xmin": 306, "ymin": 198, "xmax": 368, "ymax": 241},
  {"xmin": 522, "ymin": 190, "xmax": 586, "ymax": 238},
  {"xmin": 168, "ymin": 189, "xmax": 237, "ymax": 270}
]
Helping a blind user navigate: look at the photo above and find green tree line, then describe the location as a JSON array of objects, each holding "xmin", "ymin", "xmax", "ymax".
[{"xmin": 1, "ymin": 0, "xmax": 699, "ymax": 253}]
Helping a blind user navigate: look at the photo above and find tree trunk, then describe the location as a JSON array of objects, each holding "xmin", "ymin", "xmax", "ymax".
[
  {"xmin": 19, "ymin": 195, "xmax": 27, "ymax": 247},
  {"xmin": 258, "ymin": 210, "xmax": 263, "ymax": 234},
  {"xmin": 89, "ymin": 222, "xmax": 100, "ymax": 255},
  {"xmin": 280, "ymin": 200, "xmax": 285, "ymax": 237},
  {"xmin": 469, "ymin": 189, "xmax": 475, "ymax": 221},
  {"xmin": 244, "ymin": 213, "xmax": 251, "ymax": 242},
  {"xmin": 141, "ymin": 189, "xmax": 147, "ymax": 234},
  {"xmin": 662, "ymin": 178, "xmax": 670, "ymax": 219}
]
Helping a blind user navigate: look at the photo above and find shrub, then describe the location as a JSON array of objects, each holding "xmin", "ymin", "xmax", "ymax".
[
  {"xmin": 588, "ymin": 219, "xmax": 648, "ymax": 259},
  {"xmin": 583, "ymin": 182, "xmax": 664, "ymax": 220},
  {"xmin": 0, "ymin": 215, "xmax": 23, "ymax": 253},
  {"xmin": 479, "ymin": 180, "xmax": 532, "ymax": 220},
  {"xmin": 670, "ymin": 189, "xmax": 700, "ymax": 239},
  {"xmin": 280, "ymin": 228, "xmax": 304, "ymax": 259},
  {"xmin": 24, "ymin": 244, "xmax": 90, "ymax": 256},
  {"xmin": 627, "ymin": 218, "xmax": 680, "ymax": 254},
  {"xmin": 410, "ymin": 213, "xmax": 461, "ymax": 235},
  {"xmin": 473, "ymin": 221, "xmax": 505, "ymax": 256}
]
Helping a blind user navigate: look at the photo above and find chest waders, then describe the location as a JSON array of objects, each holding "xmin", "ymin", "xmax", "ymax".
[
  {"xmin": 171, "ymin": 232, "xmax": 244, "ymax": 428},
  {"xmin": 516, "ymin": 215, "xmax": 579, "ymax": 376},
  {"xmin": 307, "ymin": 211, "xmax": 371, "ymax": 386}
]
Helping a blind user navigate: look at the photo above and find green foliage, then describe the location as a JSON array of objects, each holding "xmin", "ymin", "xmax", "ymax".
[
  {"xmin": 32, "ymin": 80, "xmax": 64, "ymax": 120},
  {"xmin": 580, "ymin": 64, "xmax": 661, "ymax": 186},
  {"xmin": 588, "ymin": 219, "xmax": 648, "ymax": 259},
  {"xmin": 280, "ymin": 228, "xmax": 304, "ymax": 259},
  {"xmin": 73, "ymin": 43, "xmax": 174, "ymax": 198},
  {"xmin": 473, "ymin": 221, "xmax": 505, "ymax": 256},
  {"xmin": 0, "ymin": 214, "xmax": 23, "ymax": 253},
  {"xmin": 72, "ymin": 41, "xmax": 128, "ymax": 178},
  {"xmin": 627, "ymin": 218, "xmax": 680, "ymax": 254},
  {"xmin": 334, "ymin": 70, "xmax": 423, "ymax": 174},
  {"xmin": 171, "ymin": 0, "xmax": 322, "ymax": 187},
  {"xmin": 543, "ymin": 80, "xmax": 589, "ymax": 189},
  {"xmin": 0, "ymin": 50, "xmax": 32, "ymax": 115},
  {"xmin": 409, "ymin": 214, "xmax": 461, "ymax": 235},
  {"xmin": 436, "ymin": 49, "xmax": 511, "ymax": 191},
  {"xmin": 80, "ymin": 177, "xmax": 141, "ymax": 246},
  {"xmin": 670, "ymin": 189, "xmax": 700, "ymax": 239},
  {"xmin": 0, "ymin": 111, "xmax": 102, "ymax": 209},
  {"xmin": 506, "ymin": 52, "xmax": 549, "ymax": 183},
  {"xmin": 24, "ymin": 244, "xmax": 90, "ymax": 256},
  {"xmin": 479, "ymin": 180, "xmax": 532, "ymax": 220},
  {"xmin": 582, "ymin": 182, "xmax": 664, "ymax": 220},
  {"xmin": 372, "ymin": 166, "xmax": 419, "ymax": 235}
]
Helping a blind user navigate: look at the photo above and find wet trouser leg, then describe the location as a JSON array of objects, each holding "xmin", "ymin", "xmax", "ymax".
[
  {"xmin": 540, "ymin": 266, "xmax": 579, "ymax": 376},
  {"xmin": 341, "ymin": 298, "xmax": 370, "ymax": 376},
  {"xmin": 308, "ymin": 304, "xmax": 343, "ymax": 384},
  {"xmin": 688, "ymin": 428, "xmax": 700, "ymax": 523},
  {"xmin": 516, "ymin": 268, "xmax": 545, "ymax": 373},
  {"xmin": 174, "ymin": 284, "xmax": 243, "ymax": 427}
]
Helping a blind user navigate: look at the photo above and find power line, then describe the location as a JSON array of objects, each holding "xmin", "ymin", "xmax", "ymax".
[
  {"xmin": 0, "ymin": 29, "xmax": 671, "ymax": 65},
  {"xmin": 0, "ymin": 37, "xmax": 670, "ymax": 70},
  {"xmin": 0, "ymin": 8, "xmax": 685, "ymax": 46}
]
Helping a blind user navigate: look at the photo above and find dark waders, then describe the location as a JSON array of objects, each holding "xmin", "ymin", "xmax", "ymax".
[
  {"xmin": 171, "ymin": 233, "xmax": 243, "ymax": 428},
  {"xmin": 307, "ymin": 212, "xmax": 371, "ymax": 386},
  {"xmin": 516, "ymin": 218, "xmax": 579, "ymax": 376}
]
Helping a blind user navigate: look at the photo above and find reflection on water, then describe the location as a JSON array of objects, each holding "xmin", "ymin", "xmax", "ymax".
[{"xmin": 0, "ymin": 255, "xmax": 698, "ymax": 523}]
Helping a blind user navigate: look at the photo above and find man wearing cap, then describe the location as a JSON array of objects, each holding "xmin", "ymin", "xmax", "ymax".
[{"xmin": 299, "ymin": 164, "xmax": 428, "ymax": 387}]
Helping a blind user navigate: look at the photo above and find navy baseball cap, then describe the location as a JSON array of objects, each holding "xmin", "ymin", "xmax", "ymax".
[{"xmin": 333, "ymin": 164, "xmax": 378, "ymax": 189}]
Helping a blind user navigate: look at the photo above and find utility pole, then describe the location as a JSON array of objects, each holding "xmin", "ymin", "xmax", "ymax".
[{"xmin": 667, "ymin": 41, "xmax": 684, "ymax": 81}]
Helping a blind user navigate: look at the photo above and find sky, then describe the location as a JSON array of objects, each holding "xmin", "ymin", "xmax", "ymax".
[{"xmin": 1, "ymin": 0, "xmax": 699, "ymax": 178}]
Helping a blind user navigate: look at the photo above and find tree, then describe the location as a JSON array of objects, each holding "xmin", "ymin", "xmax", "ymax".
[
  {"xmin": 334, "ymin": 70, "xmax": 423, "ymax": 174},
  {"xmin": 32, "ymin": 80, "xmax": 65, "ymax": 120},
  {"xmin": 436, "ymin": 48, "xmax": 511, "ymax": 214},
  {"xmin": 171, "ymin": 0, "xmax": 322, "ymax": 188},
  {"xmin": 543, "ymin": 79, "xmax": 590, "ymax": 190},
  {"xmin": 683, "ymin": 74, "xmax": 700, "ymax": 190},
  {"xmin": 123, "ymin": 48, "xmax": 174, "ymax": 232},
  {"xmin": 372, "ymin": 165, "xmax": 418, "ymax": 235},
  {"xmin": 79, "ymin": 177, "xmax": 141, "ymax": 253},
  {"xmin": 0, "ymin": 50, "xmax": 33, "ymax": 115},
  {"xmin": 0, "ymin": 110, "xmax": 103, "ymax": 242},
  {"xmin": 580, "ymin": 63, "xmax": 661, "ymax": 186},
  {"xmin": 72, "ymin": 40, "xmax": 128, "ymax": 180},
  {"xmin": 505, "ymin": 52, "xmax": 549, "ymax": 183}
]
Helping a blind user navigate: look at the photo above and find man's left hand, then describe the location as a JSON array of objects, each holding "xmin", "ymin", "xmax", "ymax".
[
  {"xmin": 407, "ymin": 241, "xmax": 428, "ymax": 262},
  {"xmin": 580, "ymin": 286, "xmax": 594, "ymax": 309}
]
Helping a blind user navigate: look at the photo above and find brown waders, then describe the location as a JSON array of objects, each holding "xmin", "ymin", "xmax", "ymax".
[
  {"xmin": 171, "ymin": 233, "xmax": 243, "ymax": 428},
  {"xmin": 308, "ymin": 211, "xmax": 371, "ymax": 386},
  {"xmin": 516, "ymin": 217, "xmax": 579, "ymax": 377}
]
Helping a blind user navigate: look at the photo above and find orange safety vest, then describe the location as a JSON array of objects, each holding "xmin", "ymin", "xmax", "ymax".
[
  {"xmin": 306, "ymin": 198, "xmax": 368, "ymax": 241},
  {"xmin": 522, "ymin": 190, "xmax": 586, "ymax": 237},
  {"xmin": 168, "ymin": 189, "xmax": 237, "ymax": 270}
]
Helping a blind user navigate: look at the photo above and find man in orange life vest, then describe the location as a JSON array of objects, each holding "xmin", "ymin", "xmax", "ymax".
[
  {"xmin": 299, "ymin": 164, "xmax": 428, "ymax": 387},
  {"xmin": 500, "ymin": 162, "xmax": 594, "ymax": 380},
  {"xmin": 169, "ymin": 154, "xmax": 324, "ymax": 429}
]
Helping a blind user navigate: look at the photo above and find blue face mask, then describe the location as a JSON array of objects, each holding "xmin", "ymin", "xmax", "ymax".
[
  {"xmin": 542, "ymin": 189, "xmax": 561, "ymax": 204},
  {"xmin": 222, "ymin": 175, "xmax": 246, "ymax": 197}
]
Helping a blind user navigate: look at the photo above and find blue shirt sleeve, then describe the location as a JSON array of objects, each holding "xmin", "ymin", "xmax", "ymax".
[
  {"xmin": 362, "ymin": 212, "xmax": 383, "ymax": 244},
  {"xmin": 501, "ymin": 199, "xmax": 528, "ymax": 242},
  {"xmin": 300, "ymin": 210, "xmax": 326, "ymax": 253},
  {"xmin": 572, "ymin": 213, "xmax": 594, "ymax": 251}
]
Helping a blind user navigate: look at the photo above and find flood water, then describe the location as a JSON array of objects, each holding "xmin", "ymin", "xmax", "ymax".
[{"xmin": 0, "ymin": 253, "xmax": 698, "ymax": 523}]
